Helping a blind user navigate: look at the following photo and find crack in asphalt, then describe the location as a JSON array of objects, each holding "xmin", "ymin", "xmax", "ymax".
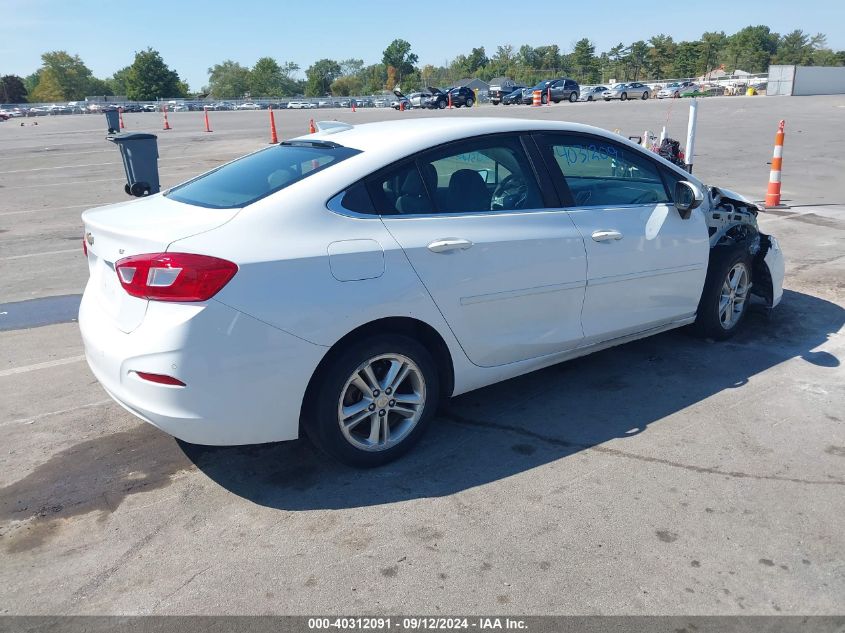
[{"xmin": 441, "ymin": 410, "xmax": 845, "ymax": 487}]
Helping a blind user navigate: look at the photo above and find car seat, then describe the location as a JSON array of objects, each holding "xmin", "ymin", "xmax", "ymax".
[
  {"xmin": 395, "ymin": 169, "xmax": 433, "ymax": 214},
  {"xmin": 447, "ymin": 169, "xmax": 490, "ymax": 212}
]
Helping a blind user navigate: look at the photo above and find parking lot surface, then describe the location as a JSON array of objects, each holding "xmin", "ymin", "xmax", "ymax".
[{"xmin": 1, "ymin": 96, "xmax": 844, "ymax": 614}]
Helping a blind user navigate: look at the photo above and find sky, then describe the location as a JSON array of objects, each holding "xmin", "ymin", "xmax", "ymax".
[{"xmin": 1, "ymin": 0, "xmax": 843, "ymax": 90}]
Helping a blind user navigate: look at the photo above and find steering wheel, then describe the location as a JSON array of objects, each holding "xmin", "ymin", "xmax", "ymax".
[{"xmin": 491, "ymin": 174, "xmax": 528, "ymax": 210}]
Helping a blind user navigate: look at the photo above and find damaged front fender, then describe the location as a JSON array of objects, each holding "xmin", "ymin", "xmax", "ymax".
[{"xmin": 706, "ymin": 186, "xmax": 784, "ymax": 309}]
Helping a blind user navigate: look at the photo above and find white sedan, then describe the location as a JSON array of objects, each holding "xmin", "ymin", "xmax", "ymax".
[{"xmin": 79, "ymin": 118, "xmax": 784, "ymax": 467}]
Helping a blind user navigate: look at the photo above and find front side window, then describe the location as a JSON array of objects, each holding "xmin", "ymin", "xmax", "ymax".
[
  {"xmin": 538, "ymin": 134, "xmax": 671, "ymax": 207},
  {"xmin": 418, "ymin": 136, "xmax": 544, "ymax": 214},
  {"xmin": 167, "ymin": 142, "xmax": 360, "ymax": 209}
]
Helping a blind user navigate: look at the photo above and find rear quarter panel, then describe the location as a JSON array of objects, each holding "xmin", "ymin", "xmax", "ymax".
[{"xmin": 167, "ymin": 178, "xmax": 474, "ymax": 388}]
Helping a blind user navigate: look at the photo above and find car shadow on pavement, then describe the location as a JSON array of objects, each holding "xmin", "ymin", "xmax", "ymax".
[{"xmin": 178, "ymin": 289, "xmax": 844, "ymax": 511}]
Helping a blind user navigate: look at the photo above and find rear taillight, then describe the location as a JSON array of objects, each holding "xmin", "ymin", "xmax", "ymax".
[
  {"xmin": 114, "ymin": 253, "xmax": 237, "ymax": 302},
  {"xmin": 82, "ymin": 235, "xmax": 88, "ymax": 257}
]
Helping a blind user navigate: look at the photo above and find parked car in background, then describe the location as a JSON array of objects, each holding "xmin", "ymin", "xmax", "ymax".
[
  {"xmin": 78, "ymin": 118, "xmax": 785, "ymax": 467},
  {"xmin": 657, "ymin": 81, "xmax": 697, "ymax": 99},
  {"xmin": 210, "ymin": 102, "xmax": 234, "ymax": 111},
  {"xmin": 142, "ymin": 104, "xmax": 158, "ymax": 112},
  {"xmin": 523, "ymin": 78, "xmax": 580, "ymax": 104},
  {"xmin": 426, "ymin": 86, "xmax": 476, "ymax": 109},
  {"xmin": 549, "ymin": 78, "xmax": 580, "ymax": 103},
  {"xmin": 287, "ymin": 101, "xmax": 313, "ymax": 109},
  {"xmin": 489, "ymin": 79, "xmax": 523, "ymax": 105},
  {"xmin": 391, "ymin": 90, "xmax": 411, "ymax": 110},
  {"xmin": 577, "ymin": 85, "xmax": 607, "ymax": 101},
  {"xmin": 0, "ymin": 111, "xmax": 9, "ymax": 121},
  {"xmin": 500, "ymin": 87, "xmax": 526, "ymax": 105},
  {"xmin": 407, "ymin": 91, "xmax": 433, "ymax": 108},
  {"xmin": 603, "ymin": 82, "xmax": 651, "ymax": 100},
  {"xmin": 374, "ymin": 97, "xmax": 391, "ymax": 108},
  {"xmin": 237, "ymin": 102, "xmax": 261, "ymax": 110}
]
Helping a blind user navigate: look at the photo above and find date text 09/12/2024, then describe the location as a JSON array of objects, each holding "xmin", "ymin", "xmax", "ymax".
[{"xmin": 307, "ymin": 617, "xmax": 528, "ymax": 630}]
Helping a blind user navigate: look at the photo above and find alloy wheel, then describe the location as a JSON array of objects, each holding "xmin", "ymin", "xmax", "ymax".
[
  {"xmin": 337, "ymin": 354, "xmax": 426, "ymax": 452},
  {"xmin": 719, "ymin": 263, "xmax": 750, "ymax": 329}
]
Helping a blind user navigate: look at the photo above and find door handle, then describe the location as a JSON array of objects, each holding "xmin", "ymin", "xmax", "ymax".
[
  {"xmin": 591, "ymin": 230, "xmax": 623, "ymax": 242},
  {"xmin": 427, "ymin": 238, "xmax": 473, "ymax": 253}
]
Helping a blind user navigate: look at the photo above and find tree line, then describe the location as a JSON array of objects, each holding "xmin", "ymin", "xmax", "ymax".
[{"xmin": 2, "ymin": 27, "xmax": 843, "ymax": 104}]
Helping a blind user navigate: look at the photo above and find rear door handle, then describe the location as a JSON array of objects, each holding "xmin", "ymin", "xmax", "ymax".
[
  {"xmin": 427, "ymin": 238, "xmax": 473, "ymax": 253},
  {"xmin": 591, "ymin": 230, "xmax": 623, "ymax": 242}
]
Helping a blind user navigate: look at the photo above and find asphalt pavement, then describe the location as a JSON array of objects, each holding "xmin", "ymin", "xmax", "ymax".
[{"xmin": 1, "ymin": 95, "xmax": 843, "ymax": 615}]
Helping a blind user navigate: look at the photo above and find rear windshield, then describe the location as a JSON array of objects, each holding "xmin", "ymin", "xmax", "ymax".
[{"xmin": 166, "ymin": 142, "xmax": 361, "ymax": 209}]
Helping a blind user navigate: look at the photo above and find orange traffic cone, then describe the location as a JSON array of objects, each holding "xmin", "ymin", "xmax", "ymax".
[
  {"xmin": 765, "ymin": 120, "xmax": 786, "ymax": 208},
  {"xmin": 309, "ymin": 118, "xmax": 316, "ymax": 134},
  {"xmin": 351, "ymin": 101, "xmax": 356, "ymax": 113},
  {"xmin": 203, "ymin": 107, "xmax": 212, "ymax": 132},
  {"xmin": 162, "ymin": 106, "xmax": 172, "ymax": 130},
  {"xmin": 119, "ymin": 107, "xmax": 125, "ymax": 129},
  {"xmin": 269, "ymin": 107, "xmax": 279, "ymax": 144}
]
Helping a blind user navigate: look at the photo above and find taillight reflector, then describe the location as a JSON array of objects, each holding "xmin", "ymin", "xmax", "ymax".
[
  {"xmin": 82, "ymin": 236, "xmax": 88, "ymax": 257},
  {"xmin": 135, "ymin": 371, "xmax": 186, "ymax": 386},
  {"xmin": 114, "ymin": 253, "xmax": 237, "ymax": 302}
]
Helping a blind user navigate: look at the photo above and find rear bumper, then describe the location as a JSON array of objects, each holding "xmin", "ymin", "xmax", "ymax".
[{"xmin": 79, "ymin": 288, "xmax": 327, "ymax": 445}]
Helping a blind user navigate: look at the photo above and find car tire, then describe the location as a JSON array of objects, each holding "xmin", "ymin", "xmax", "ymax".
[
  {"xmin": 674, "ymin": 91, "xmax": 680, "ymax": 98},
  {"xmin": 569, "ymin": 92, "xmax": 577, "ymax": 103},
  {"xmin": 541, "ymin": 94, "xmax": 548, "ymax": 105},
  {"xmin": 691, "ymin": 244, "xmax": 754, "ymax": 340},
  {"xmin": 304, "ymin": 334, "xmax": 440, "ymax": 467},
  {"xmin": 466, "ymin": 98, "xmax": 474, "ymax": 108},
  {"xmin": 620, "ymin": 92, "xmax": 628, "ymax": 101},
  {"xmin": 587, "ymin": 95, "xmax": 593, "ymax": 101},
  {"xmin": 641, "ymin": 91, "xmax": 649, "ymax": 100},
  {"xmin": 438, "ymin": 100, "xmax": 446, "ymax": 110}
]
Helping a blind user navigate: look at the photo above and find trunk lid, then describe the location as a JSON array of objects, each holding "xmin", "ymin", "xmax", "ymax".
[{"xmin": 82, "ymin": 195, "xmax": 239, "ymax": 332}]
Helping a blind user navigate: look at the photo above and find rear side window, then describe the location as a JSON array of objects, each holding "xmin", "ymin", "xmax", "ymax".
[
  {"xmin": 368, "ymin": 162, "xmax": 435, "ymax": 215},
  {"xmin": 167, "ymin": 142, "xmax": 360, "ymax": 209}
]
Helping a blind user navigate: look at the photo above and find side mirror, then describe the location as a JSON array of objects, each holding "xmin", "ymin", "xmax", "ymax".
[{"xmin": 674, "ymin": 180, "xmax": 704, "ymax": 219}]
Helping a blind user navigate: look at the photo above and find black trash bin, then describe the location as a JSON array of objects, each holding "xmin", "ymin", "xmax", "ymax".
[
  {"xmin": 104, "ymin": 108, "xmax": 120, "ymax": 134},
  {"xmin": 107, "ymin": 132, "xmax": 160, "ymax": 197}
]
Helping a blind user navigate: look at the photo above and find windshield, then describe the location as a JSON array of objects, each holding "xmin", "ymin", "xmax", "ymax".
[
  {"xmin": 166, "ymin": 142, "xmax": 361, "ymax": 209},
  {"xmin": 612, "ymin": 84, "xmax": 626, "ymax": 89},
  {"xmin": 666, "ymin": 83, "xmax": 680, "ymax": 88}
]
